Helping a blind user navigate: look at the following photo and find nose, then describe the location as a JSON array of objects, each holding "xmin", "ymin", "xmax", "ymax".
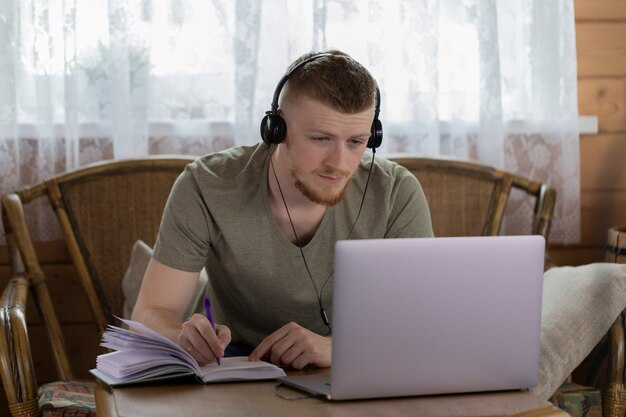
[{"xmin": 323, "ymin": 142, "xmax": 345, "ymax": 172}]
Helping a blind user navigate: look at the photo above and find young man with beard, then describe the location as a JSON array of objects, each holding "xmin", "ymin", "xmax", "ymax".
[{"xmin": 132, "ymin": 50, "xmax": 433, "ymax": 370}]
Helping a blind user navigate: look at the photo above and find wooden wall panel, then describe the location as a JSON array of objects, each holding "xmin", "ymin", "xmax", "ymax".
[
  {"xmin": 580, "ymin": 134, "xmax": 626, "ymax": 191},
  {"xmin": 29, "ymin": 324, "xmax": 104, "ymax": 382},
  {"xmin": 0, "ymin": 265, "xmax": 94, "ymax": 324},
  {"xmin": 578, "ymin": 79, "xmax": 626, "ymax": 132},
  {"xmin": 580, "ymin": 190, "xmax": 626, "ymax": 245},
  {"xmin": 575, "ymin": 0, "xmax": 626, "ymax": 21},
  {"xmin": 0, "ymin": 239, "xmax": 70, "ymax": 264},
  {"xmin": 576, "ymin": 23, "xmax": 626, "ymax": 77},
  {"xmin": 557, "ymin": 2, "xmax": 626, "ymax": 267},
  {"xmin": 548, "ymin": 247, "xmax": 605, "ymax": 267}
]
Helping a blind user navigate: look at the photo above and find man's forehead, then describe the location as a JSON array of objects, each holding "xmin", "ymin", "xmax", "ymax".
[
  {"xmin": 283, "ymin": 93, "xmax": 375, "ymax": 113},
  {"xmin": 303, "ymin": 111, "xmax": 373, "ymax": 135}
]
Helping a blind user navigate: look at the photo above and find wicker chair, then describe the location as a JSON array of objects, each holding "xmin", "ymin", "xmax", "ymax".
[
  {"xmin": 387, "ymin": 155, "xmax": 556, "ymax": 241},
  {"xmin": 0, "ymin": 157, "xmax": 194, "ymax": 417}
]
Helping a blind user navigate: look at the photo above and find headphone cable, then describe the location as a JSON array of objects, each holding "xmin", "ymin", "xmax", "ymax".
[
  {"xmin": 318, "ymin": 148, "xmax": 375, "ymax": 308},
  {"xmin": 269, "ymin": 152, "xmax": 328, "ymax": 331},
  {"xmin": 268, "ymin": 146, "xmax": 376, "ymax": 334}
]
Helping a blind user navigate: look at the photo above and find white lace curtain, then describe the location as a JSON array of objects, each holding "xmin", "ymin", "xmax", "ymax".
[{"xmin": 0, "ymin": 0, "xmax": 579, "ymax": 244}]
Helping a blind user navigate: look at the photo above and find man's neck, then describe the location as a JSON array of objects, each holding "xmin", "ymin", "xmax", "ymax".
[{"xmin": 268, "ymin": 148, "xmax": 327, "ymax": 246}]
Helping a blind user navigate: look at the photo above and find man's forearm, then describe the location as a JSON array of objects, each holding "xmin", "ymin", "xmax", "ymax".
[{"xmin": 132, "ymin": 307, "xmax": 184, "ymax": 344}]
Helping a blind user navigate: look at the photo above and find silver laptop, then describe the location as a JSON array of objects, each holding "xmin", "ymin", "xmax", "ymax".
[{"xmin": 278, "ymin": 235, "xmax": 545, "ymax": 400}]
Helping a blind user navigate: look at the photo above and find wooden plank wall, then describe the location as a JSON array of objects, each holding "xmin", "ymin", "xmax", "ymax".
[
  {"xmin": 549, "ymin": 0, "xmax": 626, "ymax": 266},
  {"xmin": 0, "ymin": 1, "xmax": 625, "ymax": 414}
]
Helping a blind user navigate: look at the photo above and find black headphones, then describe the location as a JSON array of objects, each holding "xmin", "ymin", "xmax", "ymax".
[{"xmin": 260, "ymin": 52, "xmax": 383, "ymax": 150}]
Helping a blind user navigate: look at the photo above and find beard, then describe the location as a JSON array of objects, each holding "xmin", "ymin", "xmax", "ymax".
[
  {"xmin": 286, "ymin": 147, "xmax": 355, "ymax": 207},
  {"xmin": 293, "ymin": 173, "xmax": 351, "ymax": 206}
]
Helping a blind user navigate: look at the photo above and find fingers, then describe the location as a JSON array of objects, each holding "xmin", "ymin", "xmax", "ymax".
[
  {"xmin": 186, "ymin": 342, "xmax": 209, "ymax": 364},
  {"xmin": 250, "ymin": 322, "xmax": 331, "ymax": 369},
  {"xmin": 272, "ymin": 339, "xmax": 305, "ymax": 368},
  {"xmin": 216, "ymin": 324, "xmax": 232, "ymax": 346},
  {"xmin": 179, "ymin": 314, "xmax": 231, "ymax": 365},
  {"xmin": 185, "ymin": 319, "xmax": 217, "ymax": 362},
  {"xmin": 249, "ymin": 325, "xmax": 290, "ymax": 362}
]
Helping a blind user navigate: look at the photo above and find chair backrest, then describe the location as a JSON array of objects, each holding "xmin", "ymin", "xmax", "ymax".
[
  {"xmin": 387, "ymin": 155, "xmax": 556, "ymax": 241},
  {"xmin": 1, "ymin": 157, "xmax": 194, "ymax": 382}
]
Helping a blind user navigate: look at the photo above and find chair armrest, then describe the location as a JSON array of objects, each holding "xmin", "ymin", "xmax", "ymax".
[
  {"xmin": 608, "ymin": 316, "xmax": 625, "ymax": 385},
  {"xmin": 533, "ymin": 185, "xmax": 557, "ymax": 241},
  {"xmin": 2, "ymin": 192, "xmax": 74, "ymax": 384},
  {"xmin": 509, "ymin": 174, "xmax": 556, "ymax": 242},
  {"xmin": 0, "ymin": 274, "xmax": 39, "ymax": 410}
]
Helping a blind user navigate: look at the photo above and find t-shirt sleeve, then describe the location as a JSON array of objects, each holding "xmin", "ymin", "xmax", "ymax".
[
  {"xmin": 384, "ymin": 167, "xmax": 434, "ymax": 238},
  {"xmin": 153, "ymin": 166, "xmax": 212, "ymax": 272}
]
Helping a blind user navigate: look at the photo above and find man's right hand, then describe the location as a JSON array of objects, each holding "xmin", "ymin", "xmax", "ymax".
[
  {"xmin": 179, "ymin": 314, "xmax": 231, "ymax": 365},
  {"xmin": 132, "ymin": 258, "xmax": 231, "ymax": 365}
]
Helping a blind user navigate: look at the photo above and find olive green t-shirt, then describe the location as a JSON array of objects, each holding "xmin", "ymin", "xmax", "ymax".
[{"xmin": 153, "ymin": 143, "xmax": 433, "ymax": 346}]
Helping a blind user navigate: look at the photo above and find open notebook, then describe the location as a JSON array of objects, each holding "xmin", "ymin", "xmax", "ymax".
[
  {"xmin": 90, "ymin": 318, "xmax": 285, "ymax": 386},
  {"xmin": 279, "ymin": 235, "xmax": 545, "ymax": 400}
]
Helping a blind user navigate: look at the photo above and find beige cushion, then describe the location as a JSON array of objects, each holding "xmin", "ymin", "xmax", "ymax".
[
  {"xmin": 122, "ymin": 240, "xmax": 208, "ymax": 320},
  {"xmin": 531, "ymin": 263, "xmax": 626, "ymax": 400}
]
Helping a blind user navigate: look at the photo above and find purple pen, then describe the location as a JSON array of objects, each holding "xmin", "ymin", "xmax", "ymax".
[{"xmin": 204, "ymin": 295, "xmax": 221, "ymax": 365}]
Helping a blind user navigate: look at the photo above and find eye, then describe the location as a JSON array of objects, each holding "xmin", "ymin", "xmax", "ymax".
[
  {"xmin": 349, "ymin": 138, "xmax": 367, "ymax": 146},
  {"xmin": 313, "ymin": 136, "xmax": 330, "ymax": 141}
]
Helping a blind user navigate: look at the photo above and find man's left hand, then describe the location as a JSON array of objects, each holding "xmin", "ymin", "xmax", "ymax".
[{"xmin": 249, "ymin": 322, "xmax": 331, "ymax": 369}]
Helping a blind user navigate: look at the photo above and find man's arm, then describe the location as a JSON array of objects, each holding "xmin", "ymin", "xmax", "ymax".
[{"xmin": 132, "ymin": 258, "xmax": 231, "ymax": 364}]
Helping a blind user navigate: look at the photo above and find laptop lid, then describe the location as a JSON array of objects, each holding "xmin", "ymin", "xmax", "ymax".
[{"xmin": 279, "ymin": 235, "xmax": 545, "ymax": 401}]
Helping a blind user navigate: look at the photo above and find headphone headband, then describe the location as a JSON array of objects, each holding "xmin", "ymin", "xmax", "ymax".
[{"xmin": 269, "ymin": 52, "xmax": 334, "ymax": 114}]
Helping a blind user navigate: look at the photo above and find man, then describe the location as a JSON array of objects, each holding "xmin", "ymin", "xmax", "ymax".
[{"xmin": 132, "ymin": 50, "xmax": 433, "ymax": 370}]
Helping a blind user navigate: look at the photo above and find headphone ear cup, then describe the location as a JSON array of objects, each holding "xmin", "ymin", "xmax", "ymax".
[
  {"xmin": 367, "ymin": 118, "xmax": 383, "ymax": 149},
  {"xmin": 260, "ymin": 114, "xmax": 287, "ymax": 145}
]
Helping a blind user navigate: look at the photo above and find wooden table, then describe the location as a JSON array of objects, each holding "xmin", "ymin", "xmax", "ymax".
[{"xmin": 95, "ymin": 370, "xmax": 569, "ymax": 417}]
